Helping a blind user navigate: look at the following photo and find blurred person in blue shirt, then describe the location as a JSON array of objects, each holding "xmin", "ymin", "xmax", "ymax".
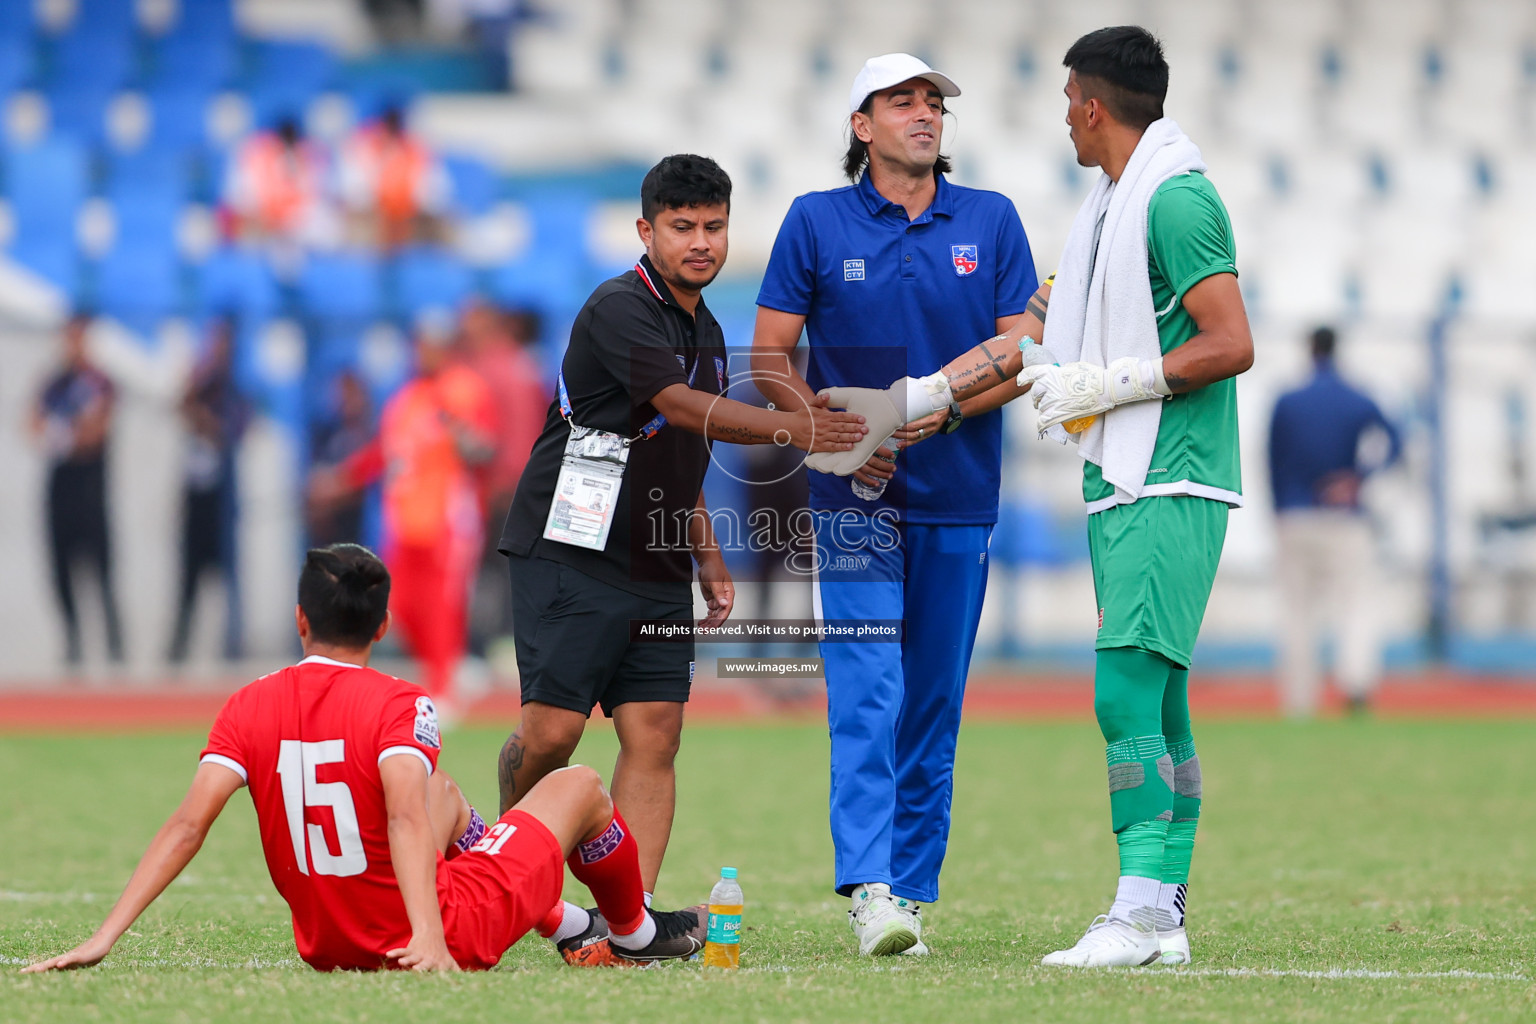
[
  {"xmin": 1268, "ymin": 325, "xmax": 1402, "ymax": 717},
  {"xmin": 307, "ymin": 371, "xmax": 375, "ymax": 547},
  {"xmin": 168, "ymin": 319, "xmax": 252, "ymax": 664},
  {"xmin": 29, "ymin": 312, "xmax": 125, "ymax": 666}
]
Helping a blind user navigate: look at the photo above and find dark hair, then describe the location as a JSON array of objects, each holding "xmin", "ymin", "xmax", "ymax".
[
  {"xmin": 1311, "ymin": 326, "xmax": 1337, "ymax": 359},
  {"xmin": 843, "ymin": 92, "xmax": 953, "ymax": 182},
  {"xmin": 298, "ymin": 543, "xmax": 390, "ymax": 647},
  {"xmin": 1062, "ymin": 26, "xmax": 1168, "ymax": 130},
  {"xmin": 640, "ymin": 154, "xmax": 732, "ymax": 223}
]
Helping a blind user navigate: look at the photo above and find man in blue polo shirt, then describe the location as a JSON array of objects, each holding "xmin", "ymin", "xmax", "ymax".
[{"xmin": 751, "ymin": 53, "xmax": 1038, "ymax": 956}]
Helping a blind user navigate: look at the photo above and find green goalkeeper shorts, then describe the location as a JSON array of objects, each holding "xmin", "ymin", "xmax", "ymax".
[{"xmin": 1088, "ymin": 495, "xmax": 1229, "ymax": 669}]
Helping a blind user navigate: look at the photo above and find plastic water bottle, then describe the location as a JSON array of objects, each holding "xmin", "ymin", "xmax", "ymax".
[
  {"xmin": 850, "ymin": 436, "xmax": 898, "ymax": 501},
  {"xmin": 702, "ymin": 866, "xmax": 744, "ymax": 968}
]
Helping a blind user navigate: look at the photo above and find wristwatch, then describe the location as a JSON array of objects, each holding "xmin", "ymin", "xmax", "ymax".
[{"xmin": 940, "ymin": 399, "xmax": 963, "ymax": 434}]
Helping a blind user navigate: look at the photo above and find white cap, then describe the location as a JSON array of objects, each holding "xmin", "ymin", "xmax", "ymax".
[{"xmin": 848, "ymin": 53, "xmax": 961, "ymax": 115}]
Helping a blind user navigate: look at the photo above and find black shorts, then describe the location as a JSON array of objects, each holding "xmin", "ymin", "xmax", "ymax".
[{"xmin": 508, "ymin": 553, "xmax": 694, "ymax": 716}]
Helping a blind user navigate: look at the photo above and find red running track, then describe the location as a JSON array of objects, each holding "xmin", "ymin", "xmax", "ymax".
[{"xmin": 2, "ymin": 672, "xmax": 1534, "ymax": 732}]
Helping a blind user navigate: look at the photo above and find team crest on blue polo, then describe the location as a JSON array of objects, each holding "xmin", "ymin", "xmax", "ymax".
[{"xmin": 951, "ymin": 245, "xmax": 978, "ymax": 276}]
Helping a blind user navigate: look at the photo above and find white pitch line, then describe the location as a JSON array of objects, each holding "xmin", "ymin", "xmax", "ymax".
[
  {"xmin": 736, "ymin": 964, "xmax": 1528, "ymax": 982},
  {"xmin": 1171, "ymin": 967, "xmax": 1529, "ymax": 982}
]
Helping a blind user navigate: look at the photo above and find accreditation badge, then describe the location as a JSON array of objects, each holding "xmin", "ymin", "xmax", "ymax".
[{"xmin": 543, "ymin": 424, "xmax": 631, "ymax": 551}]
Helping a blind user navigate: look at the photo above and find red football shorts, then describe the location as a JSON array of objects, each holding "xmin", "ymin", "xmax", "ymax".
[{"xmin": 438, "ymin": 809, "xmax": 565, "ymax": 969}]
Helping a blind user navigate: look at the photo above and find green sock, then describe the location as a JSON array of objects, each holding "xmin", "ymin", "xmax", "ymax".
[
  {"xmin": 1117, "ymin": 819, "xmax": 1170, "ymax": 878},
  {"xmin": 1162, "ymin": 737, "xmax": 1200, "ymax": 884},
  {"xmin": 1161, "ymin": 669, "xmax": 1201, "ymax": 888}
]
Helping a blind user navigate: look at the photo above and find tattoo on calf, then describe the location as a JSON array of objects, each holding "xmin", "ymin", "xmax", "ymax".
[{"xmin": 497, "ymin": 733, "xmax": 526, "ymax": 813}]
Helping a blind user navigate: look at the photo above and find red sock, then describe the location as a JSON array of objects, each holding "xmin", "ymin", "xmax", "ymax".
[
  {"xmin": 566, "ymin": 809, "xmax": 646, "ymax": 935},
  {"xmin": 535, "ymin": 901, "xmax": 566, "ymax": 939}
]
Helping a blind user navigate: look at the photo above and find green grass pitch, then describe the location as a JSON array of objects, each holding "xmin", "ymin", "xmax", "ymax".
[{"xmin": 4, "ymin": 718, "xmax": 1534, "ymax": 1022}]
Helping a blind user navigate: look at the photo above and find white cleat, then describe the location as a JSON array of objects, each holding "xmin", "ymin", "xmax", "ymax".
[
  {"xmin": 848, "ymin": 883, "xmax": 919, "ymax": 956},
  {"xmin": 1157, "ymin": 925, "xmax": 1191, "ymax": 965},
  {"xmin": 1041, "ymin": 915, "xmax": 1161, "ymax": 968},
  {"xmin": 893, "ymin": 897, "xmax": 927, "ymax": 956}
]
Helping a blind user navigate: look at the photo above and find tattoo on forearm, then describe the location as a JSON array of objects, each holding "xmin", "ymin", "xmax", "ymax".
[
  {"xmin": 1026, "ymin": 292, "xmax": 1049, "ymax": 323},
  {"xmin": 1163, "ymin": 372, "xmax": 1190, "ymax": 393},
  {"xmin": 497, "ymin": 733, "xmax": 526, "ymax": 814},
  {"xmin": 950, "ymin": 338, "xmax": 1014, "ymax": 398},
  {"xmin": 712, "ymin": 423, "xmax": 772, "ymax": 443},
  {"xmin": 983, "ymin": 339, "xmax": 1011, "ymax": 383}
]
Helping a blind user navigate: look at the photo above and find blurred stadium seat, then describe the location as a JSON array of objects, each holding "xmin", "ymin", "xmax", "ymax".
[
  {"xmin": 4, "ymin": 138, "xmax": 88, "ymax": 289},
  {"xmin": 0, "ymin": 37, "xmax": 37, "ymax": 102},
  {"xmin": 393, "ymin": 246, "xmax": 474, "ymax": 320},
  {"xmin": 242, "ymin": 40, "xmax": 339, "ymax": 132},
  {"xmin": 49, "ymin": 29, "xmax": 137, "ymax": 93},
  {"xmin": 193, "ymin": 246, "xmax": 282, "ymax": 321},
  {"xmin": 299, "ymin": 251, "xmax": 383, "ymax": 321},
  {"xmin": 43, "ymin": 83, "xmax": 118, "ymax": 147},
  {"xmin": 443, "ymin": 154, "xmax": 501, "ymax": 218},
  {"xmin": 147, "ymin": 34, "xmax": 237, "ymax": 93},
  {"xmin": 95, "ymin": 245, "xmax": 181, "ymax": 339}
]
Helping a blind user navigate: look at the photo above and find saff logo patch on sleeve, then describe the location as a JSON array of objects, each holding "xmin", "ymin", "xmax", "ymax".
[
  {"xmin": 413, "ymin": 696, "xmax": 442, "ymax": 749},
  {"xmin": 844, "ymin": 259, "xmax": 865, "ymax": 281},
  {"xmin": 951, "ymin": 245, "xmax": 978, "ymax": 276}
]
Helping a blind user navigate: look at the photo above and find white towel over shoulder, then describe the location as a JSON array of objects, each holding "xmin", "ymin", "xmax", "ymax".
[{"xmin": 1041, "ymin": 118, "xmax": 1205, "ymax": 503}]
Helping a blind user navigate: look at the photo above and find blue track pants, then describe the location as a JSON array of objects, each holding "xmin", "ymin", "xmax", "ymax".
[{"xmin": 812, "ymin": 512, "xmax": 991, "ymax": 903}]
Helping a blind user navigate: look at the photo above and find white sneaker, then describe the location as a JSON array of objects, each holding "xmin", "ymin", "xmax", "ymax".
[
  {"xmin": 1040, "ymin": 915, "xmax": 1161, "ymax": 968},
  {"xmin": 848, "ymin": 883, "xmax": 919, "ymax": 956},
  {"xmin": 1157, "ymin": 925, "xmax": 1190, "ymax": 965},
  {"xmin": 893, "ymin": 896, "xmax": 927, "ymax": 956}
]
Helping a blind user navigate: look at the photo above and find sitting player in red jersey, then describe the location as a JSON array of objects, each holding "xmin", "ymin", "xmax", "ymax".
[{"xmin": 23, "ymin": 544, "xmax": 704, "ymax": 973}]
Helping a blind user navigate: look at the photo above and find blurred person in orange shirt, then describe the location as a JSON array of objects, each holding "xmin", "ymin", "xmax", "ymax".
[
  {"xmin": 459, "ymin": 302, "xmax": 547, "ymax": 522},
  {"xmin": 339, "ymin": 105, "xmax": 449, "ymax": 250},
  {"xmin": 458, "ymin": 300, "xmax": 549, "ymax": 655},
  {"xmin": 312, "ymin": 313, "xmax": 495, "ymax": 709},
  {"xmin": 223, "ymin": 117, "xmax": 340, "ymax": 265}
]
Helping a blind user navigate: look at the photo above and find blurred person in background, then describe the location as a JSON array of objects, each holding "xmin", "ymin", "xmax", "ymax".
[
  {"xmin": 223, "ymin": 116, "xmax": 340, "ymax": 268},
  {"xmin": 306, "ymin": 371, "xmax": 375, "ymax": 547},
  {"xmin": 168, "ymin": 319, "xmax": 252, "ymax": 664},
  {"xmin": 339, "ymin": 104, "xmax": 450, "ymax": 250},
  {"xmin": 29, "ymin": 311, "xmax": 125, "ymax": 666},
  {"xmin": 311, "ymin": 312, "xmax": 496, "ymax": 712},
  {"xmin": 1268, "ymin": 325, "xmax": 1402, "ymax": 717},
  {"xmin": 734, "ymin": 384, "xmax": 815, "ymax": 670},
  {"xmin": 460, "ymin": 300, "xmax": 548, "ymax": 660}
]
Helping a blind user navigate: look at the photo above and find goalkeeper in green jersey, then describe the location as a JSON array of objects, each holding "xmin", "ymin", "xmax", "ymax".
[
  {"xmin": 1027, "ymin": 26, "xmax": 1251, "ymax": 968},
  {"xmin": 815, "ymin": 25, "xmax": 1252, "ymax": 968}
]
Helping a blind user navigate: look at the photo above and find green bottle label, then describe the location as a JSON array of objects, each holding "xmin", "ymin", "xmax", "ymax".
[{"xmin": 707, "ymin": 908, "xmax": 742, "ymax": 945}]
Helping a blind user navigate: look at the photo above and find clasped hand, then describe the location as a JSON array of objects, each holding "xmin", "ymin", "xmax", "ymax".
[{"xmin": 805, "ymin": 379, "xmax": 938, "ymax": 477}]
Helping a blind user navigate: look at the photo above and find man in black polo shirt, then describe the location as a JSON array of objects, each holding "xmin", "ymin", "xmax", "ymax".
[{"xmin": 497, "ymin": 154, "xmax": 865, "ymax": 963}]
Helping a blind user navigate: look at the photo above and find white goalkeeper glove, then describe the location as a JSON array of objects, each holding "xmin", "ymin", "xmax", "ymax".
[
  {"xmin": 805, "ymin": 371, "xmax": 952, "ymax": 476},
  {"xmin": 1019, "ymin": 356, "xmax": 1170, "ymax": 432}
]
